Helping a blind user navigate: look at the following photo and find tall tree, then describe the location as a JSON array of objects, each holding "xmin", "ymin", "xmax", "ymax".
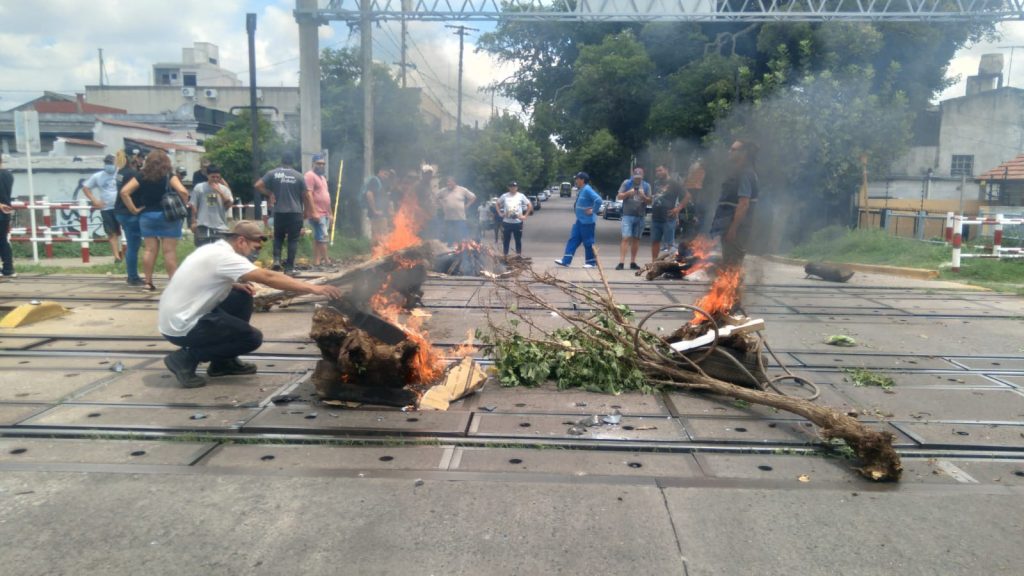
[{"xmin": 202, "ymin": 111, "xmax": 287, "ymax": 207}]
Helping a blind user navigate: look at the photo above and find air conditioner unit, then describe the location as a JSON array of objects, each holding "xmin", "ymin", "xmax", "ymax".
[
  {"xmin": 204, "ymin": 88, "xmax": 218, "ymax": 99},
  {"xmin": 181, "ymin": 87, "xmax": 196, "ymax": 98}
]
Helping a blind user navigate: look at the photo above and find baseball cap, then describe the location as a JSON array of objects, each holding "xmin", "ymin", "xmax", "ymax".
[
  {"xmin": 103, "ymin": 154, "xmax": 115, "ymax": 164},
  {"xmin": 228, "ymin": 220, "xmax": 268, "ymax": 242},
  {"xmin": 574, "ymin": 171, "xmax": 589, "ymax": 182},
  {"xmin": 508, "ymin": 180, "xmax": 519, "ymax": 187},
  {"xmin": 312, "ymin": 153, "xmax": 325, "ymax": 163}
]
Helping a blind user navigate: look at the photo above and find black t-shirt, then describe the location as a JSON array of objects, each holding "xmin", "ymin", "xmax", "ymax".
[
  {"xmin": 114, "ymin": 168, "xmax": 139, "ymax": 214},
  {"xmin": 134, "ymin": 176, "xmax": 170, "ymax": 214},
  {"xmin": 650, "ymin": 178, "xmax": 686, "ymax": 222},
  {"xmin": 192, "ymin": 170, "xmax": 208, "ymax": 185},
  {"xmin": 0, "ymin": 169, "xmax": 12, "ymax": 222}
]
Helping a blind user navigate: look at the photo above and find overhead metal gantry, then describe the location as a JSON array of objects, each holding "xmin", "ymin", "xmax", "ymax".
[{"xmin": 319, "ymin": 0, "xmax": 1024, "ymax": 23}]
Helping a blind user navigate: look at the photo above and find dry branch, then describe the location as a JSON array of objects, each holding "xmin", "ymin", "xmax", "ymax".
[{"xmin": 486, "ymin": 266, "xmax": 902, "ymax": 482}]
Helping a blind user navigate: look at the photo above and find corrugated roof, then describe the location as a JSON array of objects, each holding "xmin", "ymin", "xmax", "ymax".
[
  {"xmin": 97, "ymin": 117, "xmax": 174, "ymax": 134},
  {"xmin": 127, "ymin": 137, "xmax": 204, "ymax": 154},
  {"xmin": 978, "ymin": 154, "xmax": 1024, "ymax": 181},
  {"xmin": 57, "ymin": 137, "xmax": 105, "ymax": 148}
]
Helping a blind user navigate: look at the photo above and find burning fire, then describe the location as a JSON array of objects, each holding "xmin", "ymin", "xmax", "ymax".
[
  {"xmin": 691, "ymin": 267, "xmax": 741, "ymax": 325},
  {"xmin": 450, "ymin": 329, "xmax": 478, "ymax": 358},
  {"xmin": 681, "ymin": 235, "xmax": 717, "ymax": 277},
  {"xmin": 372, "ymin": 193, "xmax": 424, "ymax": 258},
  {"xmin": 367, "ymin": 192, "xmax": 446, "ymax": 384}
]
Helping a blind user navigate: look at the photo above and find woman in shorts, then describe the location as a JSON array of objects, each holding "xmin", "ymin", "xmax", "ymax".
[{"xmin": 118, "ymin": 149, "xmax": 189, "ymax": 291}]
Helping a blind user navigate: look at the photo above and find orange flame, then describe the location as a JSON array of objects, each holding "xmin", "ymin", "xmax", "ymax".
[
  {"xmin": 372, "ymin": 193, "xmax": 424, "ymax": 258},
  {"xmin": 451, "ymin": 329, "xmax": 478, "ymax": 358},
  {"xmin": 691, "ymin": 267, "xmax": 741, "ymax": 324},
  {"xmin": 682, "ymin": 235, "xmax": 717, "ymax": 277}
]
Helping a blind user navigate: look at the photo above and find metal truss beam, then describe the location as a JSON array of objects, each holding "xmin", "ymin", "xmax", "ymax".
[{"xmin": 319, "ymin": 0, "xmax": 1024, "ymax": 23}]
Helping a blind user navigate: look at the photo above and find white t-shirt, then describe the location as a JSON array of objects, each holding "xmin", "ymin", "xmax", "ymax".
[
  {"xmin": 158, "ymin": 240, "xmax": 256, "ymax": 337},
  {"xmin": 498, "ymin": 192, "xmax": 531, "ymax": 224}
]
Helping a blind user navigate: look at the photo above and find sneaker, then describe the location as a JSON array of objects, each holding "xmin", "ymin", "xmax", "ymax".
[
  {"xmin": 614, "ymin": 263, "xmax": 624, "ymax": 270},
  {"xmin": 630, "ymin": 262, "xmax": 641, "ymax": 270},
  {"xmin": 127, "ymin": 278, "xmax": 145, "ymax": 287},
  {"xmin": 284, "ymin": 269, "xmax": 300, "ymax": 277},
  {"xmin": 163, "ymin": 349, "xmax": 206, "ymax": 388},
  {"xmin": 270, "ymin": 262, "xmax": 283, "ymax": 272},
  {"xmin": 553, "ymin": 259, "xmax": 569, "ymax": 268},
  {"xmin": 583, "ymin": 263, "xmax": 596, "ymax": 269},
  {"xmin": 207, "ymin": 357, "xmax": 258, "ymax": 378}
]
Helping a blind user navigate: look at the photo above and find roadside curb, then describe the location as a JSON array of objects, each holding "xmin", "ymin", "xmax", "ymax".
[{"xmin": 761, "ymin": 255, "xmax": 940, "ymax": 280}]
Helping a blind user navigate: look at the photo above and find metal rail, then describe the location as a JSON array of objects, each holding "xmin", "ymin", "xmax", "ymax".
[{"xmin": 318, "ymin": 0, "xmax": 1024, "ymax": 23}]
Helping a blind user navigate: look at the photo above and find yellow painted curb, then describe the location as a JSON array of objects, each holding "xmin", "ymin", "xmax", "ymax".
[
  {"xmin": 0, "ymin": 301, "xmax": 70, "ymax": 328},
  {"xmin": 761, "ymin": 255, "xmax": 939, "ymax": 280}
]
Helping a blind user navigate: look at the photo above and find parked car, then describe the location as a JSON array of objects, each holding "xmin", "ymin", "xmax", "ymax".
[
  {"xmin": 559, "ymin": 182, "xmax": 572, "ymax": 197},
  {"xmin": 528, "ymin": 194, "xmax": 542, "ymax": 211},
  {"xmin": 538, "ymin": 189, "xmax": 550, "ymax": 201},
  {"xmin": 602, "ymin": 199, "xmax": 623, "ymax": 220}
]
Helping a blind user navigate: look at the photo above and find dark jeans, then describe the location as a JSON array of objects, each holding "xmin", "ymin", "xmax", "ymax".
[
  {"xmin": 502, "ymin": 221, "xmax": 523, "ymax": 256},
  {"xmin": 559, "ymin": 221, "xmax": 596, "ymax": 265},
  {"xmin": 0, "ymin": 219, "xmax": 13, "ymax": 276},
  {"xmin": 163, "ymin": 289, "xmax": 263, "ymax": 363},
  {"xmin": 272, "ymin": 212, "xmax": 303, "ymax": 269},
  {"xmin": 114, "ymin": 213, "xmax": 141, "ymax": 281}
]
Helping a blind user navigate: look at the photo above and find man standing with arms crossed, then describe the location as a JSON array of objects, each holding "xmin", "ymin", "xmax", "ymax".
[
  {"xmin": 615, "ymin": 168, "xmax": 651, "ymax": 270},
  {"xmin": 255, "ymin": 153, "xmax": 307, "ymax": 275},
  {"xmin": 437, "ymin": 175, "xmax": 477, "ymax": 245},
  {"xmin": 81, "ymin": 154, "xmax": 124, "ymax": 263}
]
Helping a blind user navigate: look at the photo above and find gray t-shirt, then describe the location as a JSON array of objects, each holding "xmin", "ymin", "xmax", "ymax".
[
  {"xmin": 189, "ymin": 182, "xmax": 233, "ymax": 230},
  {"xmin": 260, "ymin": 167, "xmax": 306, "ymax": 214},
  {"xmin": 618, "ymin": 178, "xmax": 651, "ymax": 217}
]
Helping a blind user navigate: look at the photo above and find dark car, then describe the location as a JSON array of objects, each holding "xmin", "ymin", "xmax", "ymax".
[
  {"xmin": 528, "ymin": 194, "xmax": 542, "ymax": 211},
  {"xmin": 602, "ymin": 199, "xmax": 623, "ymax": 220}
]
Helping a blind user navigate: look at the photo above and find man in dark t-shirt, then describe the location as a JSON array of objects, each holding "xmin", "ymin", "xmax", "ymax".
[
  {"xmin": 649, "ymin": 165, "xmax": 690, "ymax": 261},
  {"xmin": 0, "ymin": 154, "xmax": 15, "ymax": 277},
  {"xmin": 254, "ymin": 153, "xmax": 310, "ymax": 274},
  {"xmin": 114, "ymin": 154, "xmax": 144, "ymax": 285}
]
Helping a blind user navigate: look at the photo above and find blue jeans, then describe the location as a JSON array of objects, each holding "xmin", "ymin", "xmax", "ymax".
[
  {"xmin": 115, "ymin": 213, "xmax": 142, "ymax": 281},
  {"xmin": 558, "ymin": 222, "xmax": 596, "ymax": 266},
  {"xmin": 650, "ymin": 219, "xmax": 675, "ymax": 247},
  {"xmin": 621, "ymin": 214, "xmax": 644, "ymax": 238}
]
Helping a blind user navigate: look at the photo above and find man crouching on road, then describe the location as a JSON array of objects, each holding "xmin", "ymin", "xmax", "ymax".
[{"xmin": 158, "ymin": 220, "xmax": 343, "ymax": 388}]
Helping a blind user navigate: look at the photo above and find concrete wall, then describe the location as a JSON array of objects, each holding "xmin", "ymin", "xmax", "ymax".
[{"xmin": 938, "ymin": 89, "xmax": 1024, "ymax": 177}]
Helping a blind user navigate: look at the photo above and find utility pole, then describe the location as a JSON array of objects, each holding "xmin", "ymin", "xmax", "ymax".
[
  {"xmin": 97, "ymin": 47, "xmax": 106, "ymax": 85},
  {"xmin": 399, "ymin": 0, "xmax": 410, "ymax": 88},
  {"xmin": 361, "ymin": 0, "xmax": 374, "ymax": 238},
  {"xmin": 445, "ymin": 24, "xmax": 478, "ymax": 180},
  {"xmin": 247, "ymin": 13, "xmax": 262, "ymax": 220}
]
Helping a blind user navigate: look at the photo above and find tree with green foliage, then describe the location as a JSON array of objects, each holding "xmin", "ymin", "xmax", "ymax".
[
  {"xmin": 201, "ymin": 111, "xmax": 288, "ymax": 207},
  {"xmin": 463, "ymin": 113, "xmax": 543, "ymax": 198}
]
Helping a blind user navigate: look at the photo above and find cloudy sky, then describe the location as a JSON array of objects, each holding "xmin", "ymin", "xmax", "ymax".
[{"xmin": 1, "ymin": 1, "xmax": 1022, "ymax": 120}]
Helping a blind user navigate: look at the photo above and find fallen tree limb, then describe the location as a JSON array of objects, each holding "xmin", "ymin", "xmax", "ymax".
[{"xmin": 483, "ymin": 265, "xmax": 902, "ymax": 482}]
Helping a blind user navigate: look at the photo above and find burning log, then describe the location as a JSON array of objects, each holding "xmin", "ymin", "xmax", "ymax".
[
  {"xmin": 253, "ymin": 243, "xmax": 435, "ymax": 310},
  {"xmin": 638, "ymin": 236, "xmax": 719, "ymax": 281},
  {"xmin": 433, "ymin": 241, "xmax": 508, "ymax": 277}
]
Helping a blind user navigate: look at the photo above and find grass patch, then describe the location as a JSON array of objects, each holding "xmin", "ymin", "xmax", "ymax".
[
  {"xmin": 842, "ymin": 368, "xmax": 895, "ymax": 391},
  {"xmin": 789, "ymin": 226, "xmax": 1024, "ymax": 292}
]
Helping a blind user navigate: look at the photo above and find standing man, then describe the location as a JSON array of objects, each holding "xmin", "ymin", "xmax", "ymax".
[
  {"xmin": 649, "ymin": 165, "xmax": 690, "ymax": 261},
  {"xmin": 710, "ymin": 140, "xmax": 759, "ymax": 268},
  {"xmin": 0, "ymin": 153, "xmax": 14, "ymax": 278},
  {"xmin": 192, "ymin": 157, "xmax": 211, "ymax": 186},
  {"xmin": 189, "ymin": 165, "xmax": 234, "ymax": 247},
  {"xmin": 254, "ymin": 152, "xmax": 307, "ymax": 275},
  {"xmin": 437, "ymin": 175, "xmax": 477, "ymax": 245},
  {"xmin": 615, "ymin": 168, "xmax": 651, "ymax": 270},
  {"xmin": 497, "ymin": 181, "xmax": 533, "ymax": 257},
  {"xmin": 305, "ymin": 154, "xmax": 332, "ymax": 268},
  {"xmin": 362, "ymin": 166, "xmax": 392, "ymax": 244},
  {"xmin": 114, "ymin": 152, "xmax": 144, "ymax": 286},
  {"xmin": 159, "ymin": 221, "xmax": 343, "ymax": 388},
  {"xmin": 81, "ymin": 154, "xmax": 123, "ymax": 263},
  {"xmin": 553, "ymin": 171, "xmax": 602, "ymax": 269}
]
